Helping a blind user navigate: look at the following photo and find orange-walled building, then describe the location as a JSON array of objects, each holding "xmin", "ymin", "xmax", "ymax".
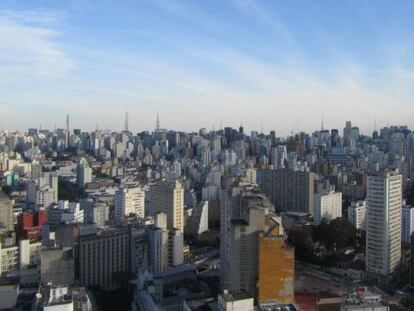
[{"xmin": 258, "ymin": 234, "xmax": 294, "ymax": 305}]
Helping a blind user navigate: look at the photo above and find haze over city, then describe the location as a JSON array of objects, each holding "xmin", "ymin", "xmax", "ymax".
[
  {"xmin": 3, "ymin": 1, "xmax": 414, "ymax": 311},
  {"xmin": 1, "ymin": 0, "xmax": 414, "ymax": 133}
]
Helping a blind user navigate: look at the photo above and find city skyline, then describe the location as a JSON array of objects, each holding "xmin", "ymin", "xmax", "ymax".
[
  {"xmin": 1, "ymin": 1, "xmax": 414, "ymax": 133},
  {"xmin": 0, "ymin": 112, "xmax": 400, "ymax": 138}
]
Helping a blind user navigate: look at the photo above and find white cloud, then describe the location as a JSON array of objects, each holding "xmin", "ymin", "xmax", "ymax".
[
  {"xmin": 0, "ymin": 10, "xmax": 66, "ymax": 24},
  {"xmin": 0, "ymin": 12, "xmax": 75, "ymax": 81}
]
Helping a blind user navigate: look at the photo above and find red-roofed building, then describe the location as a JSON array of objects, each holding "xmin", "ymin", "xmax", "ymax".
[{"xmin": 17, "ymin": 210, "xmax": 47, "ymax": 241}]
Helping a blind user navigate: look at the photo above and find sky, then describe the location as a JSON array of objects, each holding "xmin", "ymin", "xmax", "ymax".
[{"xmin": 1, "ymin": 0, "xmax": 414, "ymax": 135}]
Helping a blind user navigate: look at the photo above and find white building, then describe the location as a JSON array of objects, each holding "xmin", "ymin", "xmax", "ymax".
[
  {"xmin": 314, "ymin": 190, "xmax": 342, "ymax": 225},
  {"xmin": 170, "ymin": 228, "xmax": 184, "ymax": 267},
  {"xmin": 348, "ymin": 201, "xmax": 367, "ymax": 230},
  {"xmin": 114, "ymin": 184, "xmax": 145, "ymax": 219},
  {"xmin": 76, "ymin": 158, "xmax": 92, "ymax": 188},
  {"xmin": 402, "ymin": 204, "xmax": 414, "ymax": 243},
  {"xmin": 149, "ymin": 180, "xmax": 184, "ymax": 232},
  {"xmin": 147, "ymin": 213, "xmax": 169, "ymax": 274},
  {"xmin": 366, "ymin": 171, "xmax": 402, "ymax": 278},
  {"xmin": 0, "ymin": 240, "xmax": 42, "ymax": 275},
  {"xmin": 19, "ymin": 239, "xmax": 42, "ymax": 270},
  {"xmin": 48, "ymin": 201, "xmax": 84, "ymax": 227},
  {"xmin": 186, "ymin": 201, "xmax": 209, "ymax": 239},
  {"xmin": 27, "ymin": 182, "xmax": 56, "ymax": 208}
]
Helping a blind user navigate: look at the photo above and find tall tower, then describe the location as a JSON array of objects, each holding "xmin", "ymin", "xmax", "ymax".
[
  {"xmin": 366, "ymin": 171, "xmax": 402, "ymax": 280},
  {"xmin": 65, "ymin": 114, "xmax": 70, "ymax": 149},
  {"xmin": 66, "ymin": 114, "xmax": 70, "ymax": 132},
  {"xmin": 124, "ymin": 111, "xmax": 129, "ymax": 132},
  {"xmin": 321, "ymin": 114, "xmax": 324, "ymax": 131},
  {"xmin": 155, "ymin": 111, "xmax": 160, "ymax": 131}
]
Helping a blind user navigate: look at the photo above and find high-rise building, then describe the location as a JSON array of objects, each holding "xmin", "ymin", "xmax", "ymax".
[
  {"xmin": 366, "ymin": 171, "xmax": 402, "ymax": 279},
  {"xmin": 38, "ymin": 172, "xmax": 59, "ymax": 203},
  {"xmin": 147, "ymin": 213, "xmax": 169, "ymax": 274},
  {"xmin": 76, "ymin": 158, "xmax": 92, "ymax": 188},
  {"xmin": 149, "ymin": 180, "xmax": 184, "ymax": 232},
  {"xmin": 77, "ymin": 227, "xmax": 129, "ymax": 290},
  {"xmin": 402, "ymin": 204, "xmax": 414, "ymax": 244},
  {"xmin": 129, "ymin": 226, "xmax": 147, "ymax": 276},
  {"xmin": 314, "ymin": 188, "xmax": 342, "ymax": 224},
  {"xmin": 343, "ymin": 121, "xmax": 352, "ymax": 146},
  {"xmin": 258, "ymin": 232, "xmax": 294, "ymax": 305},
  {"xmin": 169, "ymin": 228, "xmax": 184, "ymax": 267},
  {"xmin": 31, "ymin": 161, "xmax": 42, "ymax": 180},
  {"xmin": 270, "ymin": 145, "xmax": 287, "ymax": 169},
  {"xmin": 48, "ymin": 201, "xmax": 84, "ymax": 227},
  {"xmin": 0, "ymin": 192, "xmax": 13, "ymax": 231},
  {"xmin": 220, "ymin": 182, "xmax": 294, "ymax": 301},
  {"xmin": 258, "ymin": 168, "xmax": 316, "ymax": 214},
  {"xmin": 115, "ymin": 184, "xmax": 145, "ymax": 219},
  {"xmin": 27, "ymin": 184, "xmax": 55, "ymax": 208},
  {"xmin": 186, "ymin": 201, "xmax": 209, "ymax": 240},
  {"xmin": 27, "ymin": 172, "xmax": 59, "ymax": 207},
  {"xmin": 348, "ymin": 200, "xmax": 367, "ymax": 230}
]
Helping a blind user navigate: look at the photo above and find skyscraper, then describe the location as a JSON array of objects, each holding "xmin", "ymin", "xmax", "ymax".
[
  {"xmin": 149, "ymin": 180, "xmax": 184, "ymax": 232},
  {"xmin": 366, "ymin": 171, "xmax": 402, "ymax": 280},
  {"xmin": 220, "ymin": 181, "xmax": 294, "ymax": 301},
  {"xmin": 114, "ymin": 184, "xmax": 145, "ymax": 219},
  {"xmin": 147, "ymin": 213, "xmax": 169, "ymax": 274},
  {"xmin": 77, "ymin": 227, "xmax": 129, "ymax": 290},
  {"xmin": 76, "ymin": 158, "xmax": 92, "ymax": 188},
  {"xmin": 258, "ymin": 167, "xmax": 316, "ymax": 214}
]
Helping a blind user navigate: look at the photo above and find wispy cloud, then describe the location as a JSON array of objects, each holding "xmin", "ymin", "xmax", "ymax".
[
  {"xmin": 0, "ymin": 11, "xmax": 76, "ymax": 81},
  {"xmin": 0, "ymin": 9, "xmax": 67, "ymax": 24}
]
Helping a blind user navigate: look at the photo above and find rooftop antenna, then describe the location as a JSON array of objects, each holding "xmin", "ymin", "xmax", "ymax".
[
  {"xmin": 124, "ymin": 110, "xmax": 129, "ymax": 132},
  {"xmin": 321, "ymin": 114, "xmax": 324, "ymax": 131},
  {"xmin": 220, "ymin": 118, "xmax": 223, "ymax": 131},
  {"xmin": 374, "ymin": 116, "xmax": 377, "ymax": 132},
  {"xmin": 156, "ymin": 111, "xmax": 160, "ymax": 131},
  {"xmin": 66, "ymin": 114, "xmax": 70, "ymax": 132},
  {"xmin": 261, "ymin": 121, "xmax": 263, "ymax": 134}
]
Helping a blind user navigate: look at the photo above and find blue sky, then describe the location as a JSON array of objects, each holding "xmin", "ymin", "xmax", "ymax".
[{"xmin": 1, "ymin": 0, "xmax": 414, "ymax": 134}]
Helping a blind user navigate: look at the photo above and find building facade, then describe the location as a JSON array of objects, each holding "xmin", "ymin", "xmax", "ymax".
[
  {"xmin": 115, "ymin": 184, "xmax": 145, "ymax": 219},
  {"xmin": 348, "ymin": 200, "xmax": 367, "ymax": 230},
  {"xmin": 77, "ymin": 227, "xmax": 129, "ymax": 290},
  {"xmin": 402, "ymin": 204, "xmax": 414, "ymax": 244},
  {"xmin": 366, "ymin": 171, "xmax": 402, "ymax": 279},
  {"xmin": 314, "ymin": 190, "xmax": 342, "ymax": 224},
  {"xmin": 149, "ymin": 180, "xmax": 184, "ymax": 232}
]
